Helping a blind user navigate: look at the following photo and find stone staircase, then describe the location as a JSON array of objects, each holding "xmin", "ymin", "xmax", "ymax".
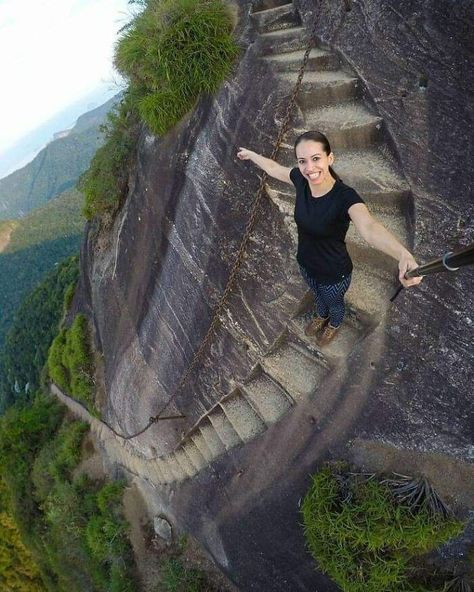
[
  {"xmin": 52, "ymin": 0, "xmax": 412, "ymax": 486},
  {"xmin": 146, "ymin": 1, "xmax": 412, "ymax": 483}
]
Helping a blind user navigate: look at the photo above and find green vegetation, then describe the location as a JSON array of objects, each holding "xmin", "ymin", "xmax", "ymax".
[
  {"xmin": 0, "ymin": 255, "xmax": 79, "ymax": 413},
  {"xmin": 301, "ymin": 465, "xmax": 466, "ymax": 592},
  {"xmin": 115, "ymin": 0, "xmax": 238, "ymax": 136},
  {"xmin": 79, "ymin": 100, "xmax": 139, "ymax": 221},
  {"xmin": 47, "ymin": 313, "xmax": 96, "ymax": 413},
  {"xmin": 160, "ymin": 557, "xmax": 221, "ymax": 591},
  {"xmin": 80, "ymin": 0, "xmax": 238, "ymax": 221},
  {"xmin": 0, "ymin": 191, "xmax": 83, "ymax": 351},
  {"xmin": 0, "ymin": 96, "xmax": 118, "ymax": 221},
  {"xmin": 152, "ymin": 535, "xmax": 226, "ymax": 592},
  {"xmin": 0, "ymin": 481, "xmax": 46, "ymax": 591},
  {"xmin": 4, "ymin": 189, "xmax": 84, "ymax": 254},
  {"xmin": 0, "ymin": 394, "xmax": 138, "ymax": 591}
]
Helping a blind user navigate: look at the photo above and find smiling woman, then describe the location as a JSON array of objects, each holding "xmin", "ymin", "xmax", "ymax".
[{"xmin": 237, "ymin": 130, "xmax": 422, "ymax": 347}]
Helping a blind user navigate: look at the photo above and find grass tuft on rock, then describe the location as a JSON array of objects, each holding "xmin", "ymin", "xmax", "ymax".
[
  {"xmin": 301, "ymin": 465, "xmax": 465, "ymax": 592},
  {"xmin": 114, "ymin": 0, "xmax": 239, "ymax": 136},
  {"xmin": 80, "ymin": 0, "xmax": 238, "ymax": 222}
]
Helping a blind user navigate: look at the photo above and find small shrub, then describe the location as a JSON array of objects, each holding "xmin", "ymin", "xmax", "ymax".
[
  {"xmin": 63, "ymin": 281, "xmax": 76, "ymax": 313},
  {"xmin": 301, "ymin": 465, "xmax": 465, "ymax": 592},
  {"xmin": 0, "ymin": 511, "xmax": 46, "ymax": 591},
  {"xmin": 161, "ymin": 557, "xmax": 210, "ymax": 592},
  {"xmin": 52, "ymin": 421, "xmax": 90, "ymax": 481},
  {"xmin": 47, "ymin": 328, "xmax": 69, "ymax": 391},
  {"xmin": 79, "ymin": 99, "xmax": 138, "ymax": 221},
  {"xmin": 0, "ymin": 392, "xmax": 137, "ymax": 591},
  {"xmin": 47, "ymin": 314, "xmax": 96, "ymax": 412},
  {"xmin": 96, "ymin": 480, "xmax": 126, "ymax": 514}
]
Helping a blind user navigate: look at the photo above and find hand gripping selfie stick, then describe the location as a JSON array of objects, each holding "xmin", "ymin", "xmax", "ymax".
[{"xmin": 390, "ymin": 242, "xmax": 474, "ymax": 302}]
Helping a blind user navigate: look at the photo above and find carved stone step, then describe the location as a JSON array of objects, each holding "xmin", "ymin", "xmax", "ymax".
[
  {"xmin": 257, "ymin": 27, "xmax": 310, "ymax": 55},
  {"xmin": 207, "ymin": 408, "xmax": 242, "ymax": 450},
  {"xmin": 289, "ymin": 305, "xmax": 371, "ymax": 360},
  {"xmin": 302, "ymin": 103, "xmax": 383, "ymax": 149},
  {"xmin": 261, "ymin": 339, "xmax": 328, "ymax": 401},
  {"xmin": 362, "ymin": 190, "xmax": 411, "ymax": 216},
  {"xmin": 164, "ymin": 456, "xmax": 186, "ymax": 481},
  {"xmin": 220, "ymin": 393, "xmax": 266, "ymax": 441},
  {"xmin": 265, "ymin": 181, "xmax": 409, "ymax": 219},
  {"xmin": 280, "ymin": 71, "xmax": 360, "ymax": 106},
  {"xmin": 174, "ymin": 448, "xmax": 196, "ymax": 478},
  {"xmin": 156, "ymin": 459, "xmax": 174, "ymax": 482},
  {"xmin": 347, "ymin": 209, "xmax": 409, "ymax": 250},
  {"xmin": 275, "ymin": 147, "xmax": 408, "ymax": 194},
  {"xmin": 182, "ymin": 440, "xmax": 207, "ymax": 471},
  {"xmin": 251, "ymin": 2, "xmax": 300, "ymax": 33},
  {"xmin": 334, "ymin": 150, "xmax": 409, "ymax": 194},
  {"xmin": 263, "ymin": 48, "xmax": 340, "ymax": 72},
  {"xmin": 128, "ymin": 453, "xmax": 146, "ymax": 476},
  {"xmin": 191, "ymin": 430, "xmax": 215, "ymax": 462},
  {"xmin": 199, "ymin": 421, "xmax": 227, "ymax": 457},
  {"xmin": 265, "ymin": 185, "xmax": 294, "ymax": 215},
  {"xmin": 241, "ymin": 368, "xmax": 293, "ymax": 423},
  {"xmin": 148, "ymin": 461, "xmax": 166, "ymax": 483}
]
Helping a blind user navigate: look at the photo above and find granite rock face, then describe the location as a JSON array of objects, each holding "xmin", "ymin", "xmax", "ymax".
[{"xmin": 74, "ymin": 0, "xmax": 474, "ymax": 589}]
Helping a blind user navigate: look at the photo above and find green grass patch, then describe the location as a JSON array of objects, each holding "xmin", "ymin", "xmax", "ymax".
[
  {"xmin": 115, "ymin": 0, "xmax": 238, "ymax": 136},
  {"xmin": 160, "ymin": 557, "xmax": 213, "ymax": 591},
  {"xmin": 301, "ymin": 465, "xmax": 465, "ymax": 592},
  {"xmin": 47, "ymin": 313, "xmax": 97, "ymax": 413}
]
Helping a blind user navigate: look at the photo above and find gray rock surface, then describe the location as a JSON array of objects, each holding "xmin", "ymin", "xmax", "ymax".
[
  {"xmin": 153, "ymin": 516, "xmax": 173, "ymax": 543},
  {"xmin": 71, "ymin": 0, "xmax": 474, "ymax": 589}
]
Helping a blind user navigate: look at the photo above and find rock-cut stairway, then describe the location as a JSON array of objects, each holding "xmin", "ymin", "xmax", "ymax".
[{"xmin": 52, "ymin": 0, "xmax": 413, "ymax": 486}]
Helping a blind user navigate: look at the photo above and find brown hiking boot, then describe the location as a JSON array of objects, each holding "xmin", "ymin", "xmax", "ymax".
[
  {"xmin": 304, "ymin": 315, "xmax": 329, "ymax": 336},
  {"xmin": 317, "ymin": 324, "xmax": 341, "ymax": 347}
]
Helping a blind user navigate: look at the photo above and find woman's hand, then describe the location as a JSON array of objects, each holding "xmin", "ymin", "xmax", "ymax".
[
  {"xmin": 236, "ymin": 147, "xmax": 255, "ymax": 161},
  {"xmin": 398, "ymin": 252, "xmax": 423, "ymax": 288}
]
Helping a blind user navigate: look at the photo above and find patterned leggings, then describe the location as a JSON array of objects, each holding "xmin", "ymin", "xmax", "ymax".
[{"xmin": 299, "ymin": 266, "xmax": 352, "ymax": 328}]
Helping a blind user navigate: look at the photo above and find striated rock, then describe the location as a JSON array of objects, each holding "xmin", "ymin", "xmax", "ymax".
[{"xmin": 69, "ymin": 0, "xmax": 474, "ymax": 589}]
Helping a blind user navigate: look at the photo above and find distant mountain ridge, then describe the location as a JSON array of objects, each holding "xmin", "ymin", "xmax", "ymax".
[
  {"xmin": 0, "ymin": 84, "xmax": 122, "ymax": 180},
  {"xmin": 0, "ymin": 94, "xmax": 121, "ymax": 221}
]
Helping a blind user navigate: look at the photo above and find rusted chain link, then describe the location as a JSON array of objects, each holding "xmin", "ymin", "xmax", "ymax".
[{"xmin": 118, "ymin": 19, "xmax": 319, "ymax": 441}]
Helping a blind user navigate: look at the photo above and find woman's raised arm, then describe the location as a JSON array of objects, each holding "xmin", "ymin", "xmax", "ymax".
[
  {"xmin": 348, "ymin": 203, "xmax": 422, "ymax": 288},
  {"xmin": 237, "ymin": 148, "xmax": 292, "ymax": 184}
]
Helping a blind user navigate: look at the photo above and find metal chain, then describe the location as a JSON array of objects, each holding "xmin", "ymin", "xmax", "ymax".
[{"xmin": 120, "ymin": 22, "xmax": 319, "ymax": 441}]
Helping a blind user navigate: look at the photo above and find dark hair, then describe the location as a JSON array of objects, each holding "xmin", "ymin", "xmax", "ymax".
[{"xmin": 294, "ymin": 130, "xmax": 341, "ymax": 182}]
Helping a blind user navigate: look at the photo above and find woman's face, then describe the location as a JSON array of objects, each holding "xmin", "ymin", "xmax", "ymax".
[{"xmin": 296, "ymin": 140, "xmax": 334, "ymax": 187}]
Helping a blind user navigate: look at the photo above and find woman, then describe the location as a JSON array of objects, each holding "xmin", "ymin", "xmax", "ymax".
[{"xmin": 237, "ymin": 131, "xmax": 422, "ymax": 346}]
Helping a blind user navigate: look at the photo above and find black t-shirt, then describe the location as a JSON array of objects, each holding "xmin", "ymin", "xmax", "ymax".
[{"xmin": 290, "ymin": 167, "xmax": 365, "ymax": 284}]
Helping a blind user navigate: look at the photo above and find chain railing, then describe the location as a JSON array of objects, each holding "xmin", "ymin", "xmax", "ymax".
[{"xmin": 73, "ymin": 15, "xmax": 320, "ymax": 445}]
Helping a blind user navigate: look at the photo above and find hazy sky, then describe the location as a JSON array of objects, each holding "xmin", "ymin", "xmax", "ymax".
[{"xmin": 0, "ymin": 0, "xmax": 134, "ymax": 155}]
